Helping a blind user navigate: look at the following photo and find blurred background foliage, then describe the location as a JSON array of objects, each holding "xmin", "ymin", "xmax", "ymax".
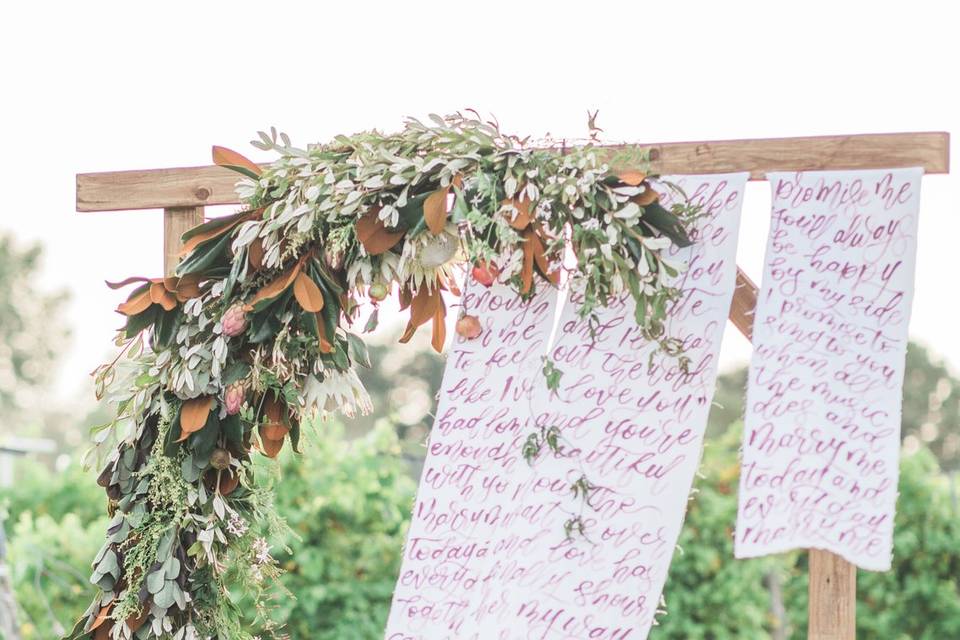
[{"xmin": 1, "ymin": 234, "xmax": 958, "ymax": 638}]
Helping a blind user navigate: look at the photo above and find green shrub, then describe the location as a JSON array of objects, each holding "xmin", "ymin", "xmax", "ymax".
[
  {"xmin": 4, "ymin": 420, "xmax": 957, "ymax": 639},
  {"xmin": 3, "ymin": 461, "xmax": 104, "ymax": 526},
  {"xmin": 7, "ymin": 511, "xmax": 109, "ymax": 639},
  {"xmin": 653, "ymin": 429, "xmax": 779, "ymax": 639},
  {"xmin": 267, "ymin": 421, "xmax": 416, "ymax": 640},
  {"xmin": 782, "ymin": 447, "xmax": 960, "ymax": 639}
]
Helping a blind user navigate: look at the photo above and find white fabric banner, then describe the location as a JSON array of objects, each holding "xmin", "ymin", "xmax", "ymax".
[
  {"xmin": 385, "ymin": 283, "xmax": 559, "ymax": 640},
  {"xmin": 735, "ymin": 168, "xmax": 923, "ymax": 571},
  {"xmin": 385, "ymin": 173, "xmax": 747, "ymax": 639}
]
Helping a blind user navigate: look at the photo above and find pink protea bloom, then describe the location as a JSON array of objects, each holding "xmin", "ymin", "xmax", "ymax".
[
  {"xmin": 221, "ymin": 303, "xmax": 248, "ymax": 337},
  {"xmin": 224, "ymin": 381, "xmax": 246, "ymax": 415}
]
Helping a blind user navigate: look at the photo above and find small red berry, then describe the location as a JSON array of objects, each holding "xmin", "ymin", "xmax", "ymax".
[
  {"xmin": 471, "ymin": 261, "xmax": 499, "ymax": 287},
  {"xmin": 456, "ymin": 315, "xmax": 482, "ymax": 339}
]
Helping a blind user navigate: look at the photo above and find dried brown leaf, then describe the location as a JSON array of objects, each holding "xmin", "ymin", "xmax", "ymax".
[
  {"xmin": 117, "ymin": 287, "xmax": 153, "ymax": 316},
  {"xmin": 293, "ymin": 272, "xmax": 324, "ymax": 312},
  {"xmin": 178, "ymin": 396, "xmax": 213, "ymax": 441},
  {"xmin": 423, "ymin": 187, "xmax": 449, "ymax": 235},
  {"xmin": 245, "ymin": 263, "xmax": 302, "ymax": 310},
  {"xmin": 212, "ymin": 145, "xmax": 263, "ymax": 177},
  {"xmin": 617, "ymin": 170, "xmax": 647, "ymax": 186}
]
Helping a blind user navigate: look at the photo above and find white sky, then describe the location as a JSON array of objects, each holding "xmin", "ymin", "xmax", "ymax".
[{"xmin": 2, "ymin": 1, "xmax": 958, "ymax": 405}]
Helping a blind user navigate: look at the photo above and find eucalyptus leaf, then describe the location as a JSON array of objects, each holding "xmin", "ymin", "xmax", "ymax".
[{"xmin": 346, "ymin": 332, "xmax": 371, "ymax": 368}]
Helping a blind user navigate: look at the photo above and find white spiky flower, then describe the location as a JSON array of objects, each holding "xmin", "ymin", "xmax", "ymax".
[{"xmin": 302, "ymin": 368, "xmax": 373, "ymax": 418}]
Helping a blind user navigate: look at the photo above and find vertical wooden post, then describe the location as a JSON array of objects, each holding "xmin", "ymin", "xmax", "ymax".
[
  {"xmin": 808, "ymin": 549, "xmax": 856, "ymax": 639},
  {"xmin": 164, "ymin": 206, "xmax": 204, "ymax": 275}
]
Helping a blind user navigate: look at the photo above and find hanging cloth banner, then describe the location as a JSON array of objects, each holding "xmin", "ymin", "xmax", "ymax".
[
  {"xmin": 735, "ymin": 168, "xmax": 923, "ymax": 571},
  {"xmin": 384, "ymin": 283, "xmax": 559, "ymax": 639},
  {"xmin": 533, "ymin": 172, "xmax": 747, "ymax": 639},
  {"xmin": 384, "ymin": 173, "xmax": 747, "ymax": 639}
]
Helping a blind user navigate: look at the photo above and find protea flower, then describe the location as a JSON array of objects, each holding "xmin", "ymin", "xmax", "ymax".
[
  {"xmin": 224, "ymin": 381, "xmax": 246, "ymax": 415},
  {"xmin": 418, "ymin": 232, "xmax": 458, "ymax": 268},
  {"xmin": 221, "ymin": 303, "xmax": 247, "ymax": 337},
  {"xmin": 302, "ymin": 369, "xmax": 373, "ymax": 418}
]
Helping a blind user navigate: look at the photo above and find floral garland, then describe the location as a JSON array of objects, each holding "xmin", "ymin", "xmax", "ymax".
[{"xmin": 72, "ymin": 113, "xmax": 698, "ymax": 639}]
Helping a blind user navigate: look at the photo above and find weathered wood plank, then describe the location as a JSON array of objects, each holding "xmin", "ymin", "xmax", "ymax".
[
  {"xmin": 77, "ymin": 132, "xmax": 949, "ymax": 212},
  {"xmin": 164, "ymin": 207, "xmax": 204, "ymax": 276},
  {"xmin": 729, "ymin": 268, "xmax": 758, "ymax": 340},
  {"xmin": 808, "ymin": 549, "xmax": 857, "ymax": 639}
]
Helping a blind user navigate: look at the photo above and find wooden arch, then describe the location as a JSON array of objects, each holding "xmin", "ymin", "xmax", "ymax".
[{"xmin": 77, "ymin": 131, "xmax": 950, "ymax": 639}]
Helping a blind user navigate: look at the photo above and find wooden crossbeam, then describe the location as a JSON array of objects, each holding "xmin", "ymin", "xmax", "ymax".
[{"xmin": 76, "ymin": 131, "xmax": 949, "ymax": 212}]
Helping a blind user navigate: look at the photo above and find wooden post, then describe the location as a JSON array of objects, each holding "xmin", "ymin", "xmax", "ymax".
[
  {"xmin": 163, "ymin": 206, "xmax": 203, "ymax": 275},
  {"xmin": 808, "ymin": 549, "xmax": 857, "ymax": 639}
]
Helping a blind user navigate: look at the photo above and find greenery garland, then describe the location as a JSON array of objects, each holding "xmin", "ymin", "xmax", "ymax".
[{"xmin": 72, "ymin": 113, "xmax": 699, "ymax": 639}]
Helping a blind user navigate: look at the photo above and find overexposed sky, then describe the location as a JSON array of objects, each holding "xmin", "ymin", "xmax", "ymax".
[{"xmin": 2, "ymin": 1, "xmax": 958, "ymax": 404}]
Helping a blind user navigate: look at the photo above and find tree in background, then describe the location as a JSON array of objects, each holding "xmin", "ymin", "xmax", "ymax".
[
  {"xmin": 0, "ymin": 234, "xmax": 68, "ymax": 421},
  {"xmin": 900, "ymin": 343, "xmax": 960, "ymax": 470},
  {"xmin": 707, "ymin": 341, "xmax": 960, "ymax": 471},
  {"xmin": 350, "ymin": 332, "xmax": 444, "ymax": 448}
]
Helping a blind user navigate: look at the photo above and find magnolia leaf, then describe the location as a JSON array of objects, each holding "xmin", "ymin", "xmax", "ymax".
[
  {"xmin": 288, "ymin": 419, "xmax": 302, "ymax": 454},
  {"xmin": 126, "ymin": 608, "xmax": 150, "ymax": 633},
  {"xmin": 317, "ymin": 314, "xmax": 334, "ymax": 353},
  {"xmin": 398, "ymin": 286, "xmax": 412, "ymax": 311},
  {"xmin": 528, "ymin": 228, "xmax": 559, "ymax": 285},
  {"xmin": 149, "ymin": 283, "xmax": 177, "ymax": 311},
  {"xmin": 125, "ymin": 307, "xmax": 158, "ymax": 338},
  {"xmin": 293, "ymin": 272, "xmax": 324, "ymax": 312},
  {"xmin": 221, "ymin": 362, "xmax": 250, "ymax": 386},
  {"xmin": 178, "ymin": 396, "xmax": 213, "ymax": 441},
  {"xmin": 617, "ymin": 170, "xmax": 647, "ymax": 186},
  {"xmin": 410, "ymin": 286, "xmax": 441, "ymax": 327},
  {"xmin": 520, "ymin": 231, "xmax": 535, "ymax": 294},
  {"xmin": 218, "ymin": 471, "xmax": 240, "ymax": 495},
  {"xmin": 356, "ymin": 208, "xmax": 405, "ymax": 255},
  {"xmin": 117, "ymin": 286, "xmax": 153, "ymax": 316},
  {"xmin": 180, "ymin": 209, "xmax": 255, "ymax": 255},
  {"xmin": 176, "ymin": 232, "xmax": 233, "ymax": 276},
  {"xmin": 153, "ymin": 309, "xmax": 181, "ymax": 347},
  {"xmin": 640, "ymin": 202, "xmax": 693, "ymax": 248},
  {"xmin": 190, "ymin": 412, "xmax": 220, "ymax": 461},
  {"xmin": 399, "ymin": 285, "xmax": 442, "ymax": 344},
  {"xmin": 430, "ymin": 303, "xmax": 446, "ymax": 353},
  {"xmin": 212, "ymin": 145, "xmax": 263, "ymax": 180},
  {"xmin": 258, "ymin": 425, "xmax": 285, "ymax": 458},
  {"xmin": 245, "ymin": 262, "xmax": 302, "ymax": 310},
  {"xmin": 94, "ymin": 621, "xmax": 113, "ymax": 640},
  {"xmin": 248, "ymin": 237, "xmax": 264, "ymax": 270},
  {"xmin": 423, "ymin": 187, "xmax": 449, "ymax": 236},
  {"xmin": 177, "ymin": 280, "xmax": 203, "ymax": 301},
  {"xmin": 221, "ymin": 414, "xmax": 244, "ymax": 450},
  {"xmin": 632, "ymin": 186, "xmax": 660, "ymax": 207},
  {"xmin": 502, "ymin": 195, "xmax": 532, "ymax": 230},
  {"xmin": 262, "ymin": 397, "xmax": 289, "ymax": 440},
  {"xmin": 90, "ymin": 604, "xmax": 112, "ymax": 630}
]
